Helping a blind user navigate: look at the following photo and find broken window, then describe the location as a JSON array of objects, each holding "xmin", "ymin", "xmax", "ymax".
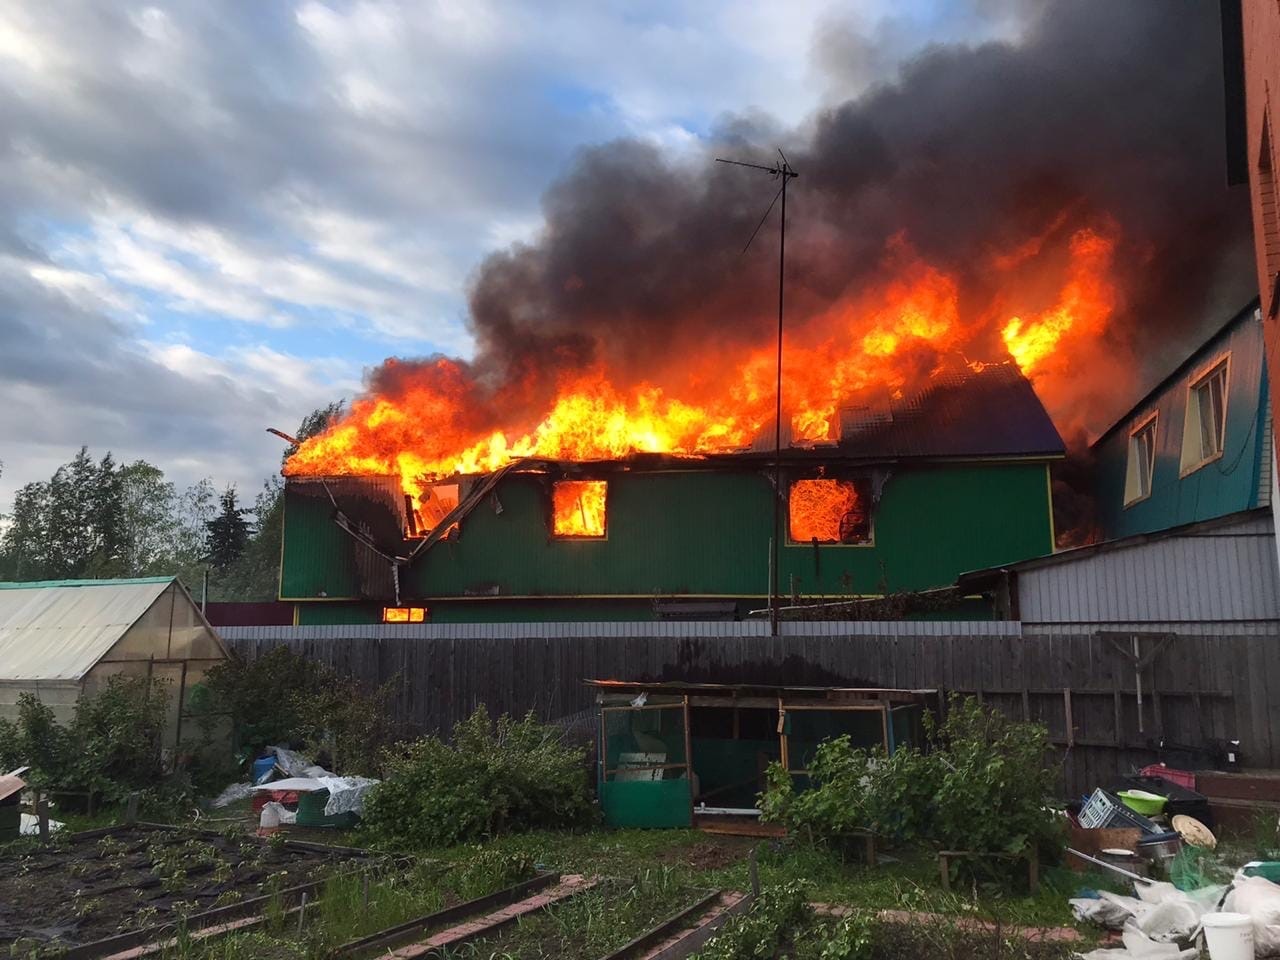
[
  {"xmin": 788, "ymin": 478, "xmax": 871, "ymax": 544},
  {"xmin": 408, "ymin": 482, "xmax": 460, "ymax": 539},
  {"xmin": 382, "ymin": 606, "xmax": 426, "ymax": 623},
  {"xmin": 552, "ymin": 480, "xmax": 607, "ymax": 538}
]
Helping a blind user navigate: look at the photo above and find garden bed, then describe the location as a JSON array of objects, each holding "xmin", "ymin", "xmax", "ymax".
[{"xmin": 0, "ymin": 823, "xmax": 378, "ymax": 956}]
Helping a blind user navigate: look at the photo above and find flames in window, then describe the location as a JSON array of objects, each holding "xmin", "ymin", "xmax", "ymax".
[
  {"xmin": 788, "ymin": 479, "xmax": 870, "ymax": 544},
  {"xmin": 553, "ymin": 480, "xmax": 607, "ymax": 537},
  {"xmin": 383, "ymin": 607, "xmax": 426, "ymax": 623}
]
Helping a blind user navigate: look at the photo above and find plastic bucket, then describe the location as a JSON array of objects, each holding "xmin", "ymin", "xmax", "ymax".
[{"xmin": 1202, "ymin": 912, "xmax": 1254, "ymax": 960}]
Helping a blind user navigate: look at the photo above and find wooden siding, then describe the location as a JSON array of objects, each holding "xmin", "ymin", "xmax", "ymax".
[{"xmin": 222, "ymin": 627, "xmax": 1275, "ymax": 797}]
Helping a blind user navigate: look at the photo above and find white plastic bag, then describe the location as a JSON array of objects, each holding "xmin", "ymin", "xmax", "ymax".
[{"xmin": 1224, "ymin": 875, "xmax": 1280, "ymax": 956}]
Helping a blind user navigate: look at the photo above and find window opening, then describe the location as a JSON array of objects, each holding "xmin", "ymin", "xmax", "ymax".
[
  {"xmin": 410, "ymin": 482, "xmax": 460, "ymax": 538},
  {"xmin": 552, "ymin": 480, "xmax": 607, "ymax": 537},
  {"xmin": 1124, "ymin": 414, "xmax": 1158, "ymax": 506},
  {"xmin": 382, "ymin": 606, "xmax": 426, "ymax": 623},
  {"xmin": 788, "ymin": 478, "xmax": 871, "ymax": 544},
  {"xmin": 1180, "ymin": 357, "xmax": 1230, "ymax": 474}
]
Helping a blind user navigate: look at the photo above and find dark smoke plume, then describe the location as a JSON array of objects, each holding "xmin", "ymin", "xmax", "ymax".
[{"xmin": 453, "ymin": 0, "xmax": 1252, "ymax": 432}]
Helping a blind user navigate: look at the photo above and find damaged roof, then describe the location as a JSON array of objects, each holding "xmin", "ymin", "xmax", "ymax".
[{"xmin": 759, "ymin": 361, "xmax": 1064, "ymax": 462}]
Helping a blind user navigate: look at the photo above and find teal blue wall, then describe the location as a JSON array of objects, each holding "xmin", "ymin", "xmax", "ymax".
[{"xmin": 1094, "ymin": 307, "xmax": 1269, "ymax": 539}]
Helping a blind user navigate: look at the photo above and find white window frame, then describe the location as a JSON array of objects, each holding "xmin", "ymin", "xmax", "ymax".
[
  {"xmin": 1124, "ymin": 411, "xmax": 1158, "ymax": 507},
  {"xmin": 1179, "ymin": 352, "xmax": 1231, "ymax": 477}
]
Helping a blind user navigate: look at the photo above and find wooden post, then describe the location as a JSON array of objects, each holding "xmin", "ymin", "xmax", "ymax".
[
  {"xmin": 362, "ymin": 874, "xmax": 370, "ymax": 912},
  {"xmin": 297, "ymin": 891, "xmax": 308, "ymax": 936},
  {"xmin": 36, "ymin": 795, "xmax": 49, "ymax": 841},
  {"xmin": 939, "ymin": 853, "xmax": 951, "ymax": 892},
  {"xmin": 682, "ymin": 696, "xmax": 695, "ymax": 821},
  {"xmin": 749, "ymin": 846, "xmax": 761, "ymax": 897},
  {"xmin": 125, "ymin": 792, "xmax": 139, "ymax": 825}
]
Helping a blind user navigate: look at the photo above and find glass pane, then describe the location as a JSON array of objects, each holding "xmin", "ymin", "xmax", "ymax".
[
  {"xmin": 1198, "ymin": 384, "xmax": 1216, "ymax": 459},
  {"xmin": 603, "ymin": 705, "xmax": 687, "ymax": 781},
  {"xmin": 1210, "ymin": 372, "xmax": 1227, "ymax": 453}
]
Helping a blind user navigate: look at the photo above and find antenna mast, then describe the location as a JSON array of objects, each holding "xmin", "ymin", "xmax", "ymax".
[{"xmin": 715, "ymin": 151, "xmax": 799, "ymax": 637}]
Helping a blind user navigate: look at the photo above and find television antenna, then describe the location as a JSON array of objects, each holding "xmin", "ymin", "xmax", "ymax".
[{"xmin": 715, "ymin": 150, "xmax": 799, "ymax": 637}]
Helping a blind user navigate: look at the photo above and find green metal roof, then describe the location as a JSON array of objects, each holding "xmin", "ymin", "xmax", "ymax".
[{"xmin": 0, "ymin": 576, "xmax": 175, "ymax": 590}]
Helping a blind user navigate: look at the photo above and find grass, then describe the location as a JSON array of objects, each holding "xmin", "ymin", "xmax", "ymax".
[
  {"xmin": 405, "ymin": 827, "xmax": 1098, "ymax": 929},
  {"xmin": 8, "ymin": 810, "xmax": 1134, "ymax": 958},
  {"xmin": 439, "ymin": 867, "xmax": 705, "ymax": 960}
]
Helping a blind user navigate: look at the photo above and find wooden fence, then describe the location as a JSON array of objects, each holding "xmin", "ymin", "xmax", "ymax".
[{"xmin": 221, "ymin": 629, "xmax": 1278, "ymax": 796}]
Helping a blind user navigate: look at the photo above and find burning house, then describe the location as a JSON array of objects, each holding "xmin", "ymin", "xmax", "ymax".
[
  {"xmin": 278, "ymin": 360, "xmax": 1062, "ymax": 624},
  {"xmin": 269, "ymin": 4, "xmax": 1253, "ymax": 626}
]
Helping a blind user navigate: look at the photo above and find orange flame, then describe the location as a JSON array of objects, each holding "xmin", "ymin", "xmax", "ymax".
[
  {"xmin": 552, "ymin": 480, "xmax": 607, "ymax": 537},
  {"xmin": 788, "ymin": 479, "xmax": 866, "ymax": 544},
  {"xmin": 285, "ymin": 222, "xmax": 1120, "ymax": 527}
]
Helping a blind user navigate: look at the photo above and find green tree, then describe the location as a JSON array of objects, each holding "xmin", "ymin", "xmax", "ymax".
[
  {"xmin": 0, "ymin": 480, "xmax": 51, "ymax": 580},
  {"xmin": 205, "ymin": 485, "xmax": 252, "ymax": 568},
  {"xmin": 117, "ymin": 461, "xmax": 180, "ymax": 574}
]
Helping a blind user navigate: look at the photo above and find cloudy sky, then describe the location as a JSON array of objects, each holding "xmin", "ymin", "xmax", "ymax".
[{"xmin": 0, "ymin": 1, "xmax": 1029, "ymax": 506}]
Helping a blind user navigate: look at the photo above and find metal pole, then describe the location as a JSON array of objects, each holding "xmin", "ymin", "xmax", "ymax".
[{"xmin": 770, "ymin": 172, "xmax": 787, "ymax": 638}]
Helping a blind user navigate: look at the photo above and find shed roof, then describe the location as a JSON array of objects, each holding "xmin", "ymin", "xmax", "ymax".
[{"xmin": 0, "ymin": 577, "xmax": 177, "ymax": 681}]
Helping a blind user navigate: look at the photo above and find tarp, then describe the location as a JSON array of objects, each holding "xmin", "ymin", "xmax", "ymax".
[{"xmin": 0, "ymin": 578, "xmax": 174, "ymax": 681}]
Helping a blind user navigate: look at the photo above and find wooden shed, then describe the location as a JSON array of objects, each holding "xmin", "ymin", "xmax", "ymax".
[{"xmin": 0, "ymin": 577, "xmax": 228, "ymax": 753}]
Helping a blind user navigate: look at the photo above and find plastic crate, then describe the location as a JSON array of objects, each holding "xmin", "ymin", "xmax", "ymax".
[
  {"xmin": 1079, "ymin": 788, "xmax": 1160, "ymax": 834},
  {"xmin": 295, "ymin": 790, "xmax": 358, "ymax": 829},
  {"xmin": 1140, "ymin": 764, "xmax": 1196, "ymax": 790}
]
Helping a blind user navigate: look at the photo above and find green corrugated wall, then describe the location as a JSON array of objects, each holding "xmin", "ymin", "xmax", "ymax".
[{"xmin": 281, "ymin": 461, "xmax": 1054, "ymax": 619}]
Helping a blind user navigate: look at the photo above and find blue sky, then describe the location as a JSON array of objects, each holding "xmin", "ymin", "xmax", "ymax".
[{"xmin": 0, "ymin": 0, "xmax": 1029, "ymax": 506}]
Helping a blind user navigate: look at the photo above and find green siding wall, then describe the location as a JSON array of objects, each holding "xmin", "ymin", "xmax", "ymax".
[
  {"xmin": 282, "ymin": 461, "xmax": 1053, "ymax": 618},
  {"xmin": 1094, "ymin": 311, "xmax": 1268, "ymax": 539}
]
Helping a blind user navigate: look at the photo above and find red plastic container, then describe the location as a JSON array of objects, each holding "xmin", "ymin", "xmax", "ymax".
[{"xmin": 1140, "ymin": 764, "xmax": 1196, "ymax": 790}]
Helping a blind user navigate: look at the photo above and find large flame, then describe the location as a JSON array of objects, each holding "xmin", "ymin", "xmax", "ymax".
[
  {"xmin": 552, "ymin": 480, "xmax": 607, "ymax": 537},
  {"xmin": 788, "ymin": 479, "xmax": 866, "ymax": 544},
  {"xmin": 286, "ymin": 223, "xmax": 1119, "ymax": 527}
]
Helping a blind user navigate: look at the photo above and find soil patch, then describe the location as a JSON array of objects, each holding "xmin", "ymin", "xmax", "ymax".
[
  {"xmin": 657, "ymin": 836, "xmax": 754, "ymax": 870},
  {"xmin": 0, "ymin": 825, "xmax": 373, "ymax": 954}
]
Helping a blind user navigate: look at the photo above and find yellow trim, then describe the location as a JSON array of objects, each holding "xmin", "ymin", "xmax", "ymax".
[{"xmin": 279, "ymin": 595, "xmax": 364, "ymax": 602}]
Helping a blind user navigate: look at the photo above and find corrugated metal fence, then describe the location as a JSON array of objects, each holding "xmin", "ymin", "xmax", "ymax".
[{"xmin": 220, "ymin": 625, "xmax": 1278, "ymax": 796}]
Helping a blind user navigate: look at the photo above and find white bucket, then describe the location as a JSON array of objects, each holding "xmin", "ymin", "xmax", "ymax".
[{"xmin": 1202, "ymin": 912, "xmax": 1254, "ymax": 960}]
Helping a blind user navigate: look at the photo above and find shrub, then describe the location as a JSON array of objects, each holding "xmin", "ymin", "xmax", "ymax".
[
  {"xmin": 761, "ymin": 697, "xmax": 1061, "ymax": 867},
  {"xmin": 197, "ymin": 646, "xmax": 391, "ymax": 774},
  {"xmin": 0, "ymin": 676, "xmax": 169, "ymax": 803},
  {"xmin": 360, "ymin": 706, "xmax": 594, "ymax": 848},
  {"xmin": 693, "ymin": 881, "xmax": 814, "ymax": 960}
]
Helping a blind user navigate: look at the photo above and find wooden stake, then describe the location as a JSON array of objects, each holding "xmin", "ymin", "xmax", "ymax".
[
  {"xmin": 126, "ymin": 792, "xmax": 139, "ymax": 825},
  {"xmin": 749, "ymin": 846, "xmax": 761, "ymax": 898},
  {"xmin": 36, "ymin": 795, "xmax": 49, "ymax": 841},
  {"xmin": 297, "ymin": 892, "xmax": 308, "ymax": 936}
]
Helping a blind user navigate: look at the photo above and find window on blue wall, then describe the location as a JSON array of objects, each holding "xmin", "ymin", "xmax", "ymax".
[
  {"xmin": 1124, "ymin": 413, "xmax": 1158, "ymax": 506},
  {"xmin": 1180, "ymin": 355, "xmax": 1230, "ymax": 476}
]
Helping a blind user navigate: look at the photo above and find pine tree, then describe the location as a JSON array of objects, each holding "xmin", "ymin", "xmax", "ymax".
[
  {"xmin": 0, "ymin": 481, "xmax": 51, "ymax": 580},
  {"xmin": 205, "ymin": 486, "xmax": 252, "ymax": 569}
]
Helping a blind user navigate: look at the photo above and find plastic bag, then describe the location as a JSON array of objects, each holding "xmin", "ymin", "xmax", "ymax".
[{"xmin": 1224, "ymin": 875, "xmax": 1280, "ymax": 956}]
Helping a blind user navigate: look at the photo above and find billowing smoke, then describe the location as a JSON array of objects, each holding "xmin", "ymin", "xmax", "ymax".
[
  {"xmin": 450, "ymin": 0, "xmax": 1251, "ymax": 434},
  {"xmin": 292, "ymin": 0, "xmax": 1255, "ymax": 553}
]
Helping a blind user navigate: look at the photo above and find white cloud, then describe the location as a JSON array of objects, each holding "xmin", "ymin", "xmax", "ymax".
[{"xmin": 0, "ymin": 0, "xmax": 1003, "ymax": 507}]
